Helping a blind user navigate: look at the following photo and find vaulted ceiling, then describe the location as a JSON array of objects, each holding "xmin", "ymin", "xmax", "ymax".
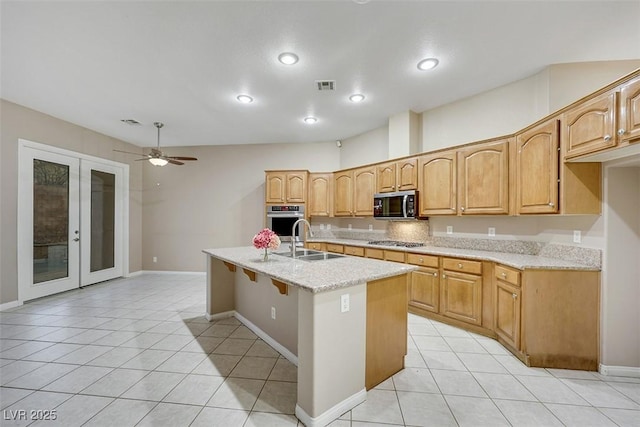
[{"xmin": 2, "ymin": 1, "xmax": 640, "ymax": 148}]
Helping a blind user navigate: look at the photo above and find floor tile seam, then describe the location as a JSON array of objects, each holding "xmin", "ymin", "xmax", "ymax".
[
  {"xmin": 557, "ymin": 376, "xmax": 640, "ymax": 402},
  {"xmin": 79, "ymin": 396, "xmax": 159, "ymax": 427}
]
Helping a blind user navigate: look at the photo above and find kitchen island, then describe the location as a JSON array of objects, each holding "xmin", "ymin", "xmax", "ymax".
[{"xmin": 202, "ymin": 246, "xmax": 416, "ymax": 427}]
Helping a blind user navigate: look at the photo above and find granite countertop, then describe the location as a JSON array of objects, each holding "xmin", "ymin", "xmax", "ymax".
[
  {"xmin": 307, "ymin": 238, "xmax": 601, "ymax": 271},
  {"xmin": 202, "ymin": 246, "xmax": 417, "ymax": 293}
]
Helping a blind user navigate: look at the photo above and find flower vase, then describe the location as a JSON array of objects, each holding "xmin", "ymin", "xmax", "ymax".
[{"xmin": 263, "ymin": 248, "xmax": 269, "ymax": 262}]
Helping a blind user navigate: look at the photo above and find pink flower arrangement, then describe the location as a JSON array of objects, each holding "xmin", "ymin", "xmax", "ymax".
[{"xmin": 252, "ymin": 228, "xmax": 281, "ymax": 250}]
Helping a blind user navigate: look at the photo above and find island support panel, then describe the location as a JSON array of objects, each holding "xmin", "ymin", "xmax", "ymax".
[
  {"xmin": 206, "ymin": 257, "xmax": 235, "ymax": 320},
  {"xmin": 296, "ymin": 283, "xmax": 367, "ymax": 427}
]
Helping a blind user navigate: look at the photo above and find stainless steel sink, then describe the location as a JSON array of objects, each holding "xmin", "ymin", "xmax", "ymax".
[
  {"xmin": 273, "ymin": 249, "xmax": 344, "ymax": 261},
  {"xmin": 297, "ymin": 253, "xmax": 344, "ymax": 261},
  {"xmin": 274, "ymin": 249, "xmax": 323, "ymax": 258}
]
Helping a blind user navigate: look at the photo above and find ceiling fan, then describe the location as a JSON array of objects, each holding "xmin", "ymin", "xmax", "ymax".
[{"xmin": 114, "ymin": 122, "xmax": 198, "ymax": 166}]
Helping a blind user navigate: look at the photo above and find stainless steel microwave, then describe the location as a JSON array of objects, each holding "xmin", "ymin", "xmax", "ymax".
[{"xmin": 373, "ymin": 190, "xmax": 418, "ymax": 220}]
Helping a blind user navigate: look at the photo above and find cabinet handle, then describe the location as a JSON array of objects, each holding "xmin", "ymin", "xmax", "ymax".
[
  {"xmin": 419, "ymin": 258, "xmax": 423, "ymax": 262},
  {"xmin": 512, "ymin": 293, "xmax": 518, "ymax": 299},
  {"xmin": 457, "ymin": 263, "xmax": 463, "ymax": 269},
  {"xmin": 442, "ymin": 274, "xmax": 446, "ymax": 279},
  {"xmin": 501, "ymin": 272, "xmax": 507, "ymax": 277},
  {"xmin": 618, "ymin": 128, "xmax": 626, "ymax": 136},
  {"xmin": 548, "ymin": 202, "xmax": 555, "ymax": 207},
  {"xmin": 604, "ymin": 135, "xmax": 612, "ymax": 142},
  {"xmin": 460, "ymin": 207, "xmax": 465, "ymax": 212},
  {"xmin": 433, "ymin": 272, "xmax": 438, "ymax": 277}
]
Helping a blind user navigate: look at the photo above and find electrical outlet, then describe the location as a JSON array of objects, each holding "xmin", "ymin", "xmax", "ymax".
[
  {"xmin": 271, "ymin": 306, "xmax": 276, "ymax": 320},
  {"xmin": 573, "ymin": 230, "xmax": 582, "ymax": 243},
  {"xmin": 488, "ymin": 227, "xmax": 496, "ymax": 237},
  {"xmin": 153, "ymin": 256, "xmax": 157, "ymax": 263},
  {"xmin": 348, "ymin": 224, "xmax": 352, "ymax": 230},
  {"xmin": 340, "ymin": 294, "xmax": 350, "ymax": 313},
  {"xmin": 368, "ymin": 224, "xmax": 373, "ymax": 231},
  {"xmin": 446, "ymin": 226, "xmax": 453, "ymax": 235}
]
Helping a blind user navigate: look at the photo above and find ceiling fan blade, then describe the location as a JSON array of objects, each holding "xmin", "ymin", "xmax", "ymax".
[
  {"xmin": 134, "ymin": 158, "xmax": 153, "ymax": 161},
  {"xmin": 114, "ymin": 149, "xmax": 148, "ymax": 156},
  {"xmin": 166, "ymin": 156, "xmax": 198, "ymax": 161},
  {"xmin": 167, "ymin": 159, "xmax": 184, "ymax": 166}
]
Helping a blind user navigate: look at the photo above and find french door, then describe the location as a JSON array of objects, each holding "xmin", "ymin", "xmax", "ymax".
[{"xmin": 18, "ymin": 141, "xmax": 128, "ymax": 302}]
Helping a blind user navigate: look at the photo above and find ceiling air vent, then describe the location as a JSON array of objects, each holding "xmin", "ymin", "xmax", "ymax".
[
  {"xmin": 316, "ymin": 80, "xmax": 336, "ymax": 91},
  {"xmin": 120, "ymin": 119, "xmax": 141, "ymax": 125}
]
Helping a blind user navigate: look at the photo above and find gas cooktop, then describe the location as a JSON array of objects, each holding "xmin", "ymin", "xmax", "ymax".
[{"xmin": 367, "ymin": 240, "xmax": 425, "ymax": 248}]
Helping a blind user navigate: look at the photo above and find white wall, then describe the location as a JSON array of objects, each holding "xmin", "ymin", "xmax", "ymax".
[{"xmin": 339, "ymin": 126, "xmax": 388, "ymax": 170}]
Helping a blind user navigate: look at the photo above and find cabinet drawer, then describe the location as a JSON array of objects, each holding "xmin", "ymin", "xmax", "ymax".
[
  {"xmin": 407, "ymin": 253, "xmax": 439, "ymax": 268},
  {"xmin": 344, "ymin": 245, "xmax": 365, "ymax": 257},
  {"xmin": 306, "ymin": 242, "xmax": 325, "ymax": 251},
  {"xmin": 442, "ymin": 257, "xmax": 482, "ymax": 275},
  {"xmin": 365, "ymin": 248, "xmax": 384, "ymax": 260},
  {"xmin": 384, "ymin": 250, "xmax": 406, "ymax": 263},
  {"xmin": 495, "ymin": 264, "xmax": 521, "ymax": 286},
  {"xmin": 326, "ymin": 244, "xmax": 344, "ymax": 254}
]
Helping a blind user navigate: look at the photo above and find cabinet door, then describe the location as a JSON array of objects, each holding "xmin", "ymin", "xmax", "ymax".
[
  {"xmin": 563, "ymin": 91, "xmax": 617, "ymax": 159},
  {"xmin": 308, "ymin": 173, "xmax": 332, "ymax": 217},
  {"xmin": 409, "ymin": 268, "xmax": 439, "ymax": 313},
  {"xmin": 458, "ymin": 140, "xmax": 509, "ymax": 215},
  {"xmin": 495, "ymin": 280, "xmax": 521, "ymax": 349},
  {"xmin": 333, "ymin": 171, "xmax": 353, "ymax": 216},
  {"xmin": 265, "ymin": 172, "xmax": 286, "ymax": 203},
  {"xmin": 619, "ymin": 77, "xmax": 640, "ymax": 143},
  {"xmin": 286, "ymin": 172, "xmax": 306, "ymax": 203},
  {"xmin": 418, "ymin": 152, "xmax": 457, "ymax": 215},
  {"xmin": 376, "ymin": 162, "xmax": 396, "ymax": 193},
  {"xmin": 353, "ymin": 166, "xmax": 376, "ymax": 216},
  {"xmin": 440, "ymin": 270, "xmax": 482, "ymax": 325},
  {"xmin": 516, "ymin": 120, "xmax": 559, "ymax": 214},
  {"xmin": 397, "ymin": 158, "xmax": 418, "ymax": 191}
]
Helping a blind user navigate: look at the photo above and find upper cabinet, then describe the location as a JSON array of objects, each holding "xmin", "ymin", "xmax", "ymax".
[
  {"xmin": 334, "ymin": 166, "xmax": 376, "ymax": 217},
  {"xmin": 457, "ymin": 140, "xmax": 510, "ymax": 215},
  {"xmin": 418, "ymin": 151, "xmax": 457, "ymax": 216},
  {"xmin": 515, "ymin": 120, "xmax": 559, "ymax": 214},
  {"xmin": 376, "ymin": 158, "xmax": 418, "ymax": 193},
  {"xmin": 265, "ymin": 170, "xmax": 308, "ymax": 204},
  {"xmin": 563, "ymin": 91, "xmax": 617, "ymax": 159},
  {"xmin": 308, "ymin": 173, "xmax": 333, "ymax": 217},
  {"xmin": 619, "ymin": 76, "xmax": 640, "ymax": 143}
]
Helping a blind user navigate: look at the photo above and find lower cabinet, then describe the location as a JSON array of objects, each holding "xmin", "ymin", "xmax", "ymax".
[
  {"xmin": 409, "ymin": 268, "xmax": 439, "ymax": 313},
  {"xmin": 494, "ymin": 276, "xmax": 521, "ymax": 350},
  {"xmin": 440, "ymin": 270, "xmax": 483, "ymax": 326}
]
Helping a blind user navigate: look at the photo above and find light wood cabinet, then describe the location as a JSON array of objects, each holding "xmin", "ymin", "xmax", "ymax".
[
  {"xmin": 265, "ymin": 170, "xmax": 308, "ymax": 204},
  {"xmin": 418, "ymin": 151, "xmax": 457, "ymax": 216},
  {"xmin": 619, "ymin": 76, "xmax": 640, "ymax": 143},
  {"xmin": 376, "ymin": 158, "xmax": 418, "ymax": 193},
  {"xmin": 344, "ymin": 245, "xmax": 365, "ymax": 257},
  {"xmin": 333, "ymin": 166, "xmax": 376, "ymax": 216},
  {"xmin": 457, "ymin": 140, "xmax": 509, "ymax": 215},
  {"xmin": 308, "ymin": 173, "xmax": 333, "ymax": 217},
  {"xmin": 563, "ymin": 91, "xmax": 617, "ymax": 159},
  {"xmin": 515, "ymin": 120, "xmax": 559, "ymax": 214},
  {"xmin": 410, "ymin": 268, "xmax": 439, "ymax": 313},
  {"xmin": 494, "ymin": 265, "xmax": 521, "ymax": 350},
  {"xmin": 439, "ymin": 257, "xmax": 483, "ymax": 325},
  {"xmin": 326, "ymin": 243, "xmax": 344, "ymax": 254},
  {"xmin": 305, "ymin": 242, "xmax": 326, "ymax": 251}
]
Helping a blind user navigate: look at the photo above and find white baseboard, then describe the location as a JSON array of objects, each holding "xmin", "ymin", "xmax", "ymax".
[
  {"xmin": 205, "ymin": 310, "xmax": 235, "ymax": 322},
  {"xmin": 234, "ymin": 312, "xmax": 298, "ymax": 367},
  {"xmin": 600, "ymin": 364, "xmax": 640, "ymax": 378},
  {"xmin": 295, "ymin": 388, "xmax": 367, "ymax": 427},
  {"xmin": 125, "ymin": 270, "xmax": 144, "ymax": 278},
  {"xmin": 140, "ymin": 270, "xmax": 206, "ymax": 276},
  {"xmin": 0, "ymin": 300, "xmax": 23, "ymax": 312}
]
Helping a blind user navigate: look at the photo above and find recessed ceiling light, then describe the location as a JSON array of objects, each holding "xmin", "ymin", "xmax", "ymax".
[
  {"xmin": 417, "ymin": 58, "xmax": 439, "ymax": 71},
  {"xmin": 278, "ymin": 52, "xmax": 299, "ymax": 65},
  {"xmin": 349, "ymin": 94, "xmax": 365, "ymax": 103},
  {"xmin": 303, "ymin": 116, "xmax": 317, "ymax": 124},
  {"xmin": 236, "ymin": 94, "xmax": 253, "ymax": 103}
]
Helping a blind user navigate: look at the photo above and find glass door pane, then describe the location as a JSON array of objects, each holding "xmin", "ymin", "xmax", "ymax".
[
  {"xmin": 33, "ymin": 159, "xmax": 70, "ymax": 284},
  {"xmin": 90, "ymin": 170, "xmax": 115, "ymax": 272}
]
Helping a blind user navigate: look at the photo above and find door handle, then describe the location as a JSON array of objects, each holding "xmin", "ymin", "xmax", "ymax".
[{"xmin": 73, "ymin": 238, "xmax": 80, "ymax": 242}]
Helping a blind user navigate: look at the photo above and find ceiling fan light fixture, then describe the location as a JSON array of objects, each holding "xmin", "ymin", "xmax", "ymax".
[
  {"xmin": 417, "ymin": 58, "xmax": 439, "ymax": 71},
  {"xmin": 149, "ymin": 158, "xmax": 168, "ymax": 167},
  {"xmin": 236, "ymin": 94, "xmax": 253, "ymax": 103},
  {"xmin": 278, "ymin": 52, "xmax": 299, "ymax": 65}
]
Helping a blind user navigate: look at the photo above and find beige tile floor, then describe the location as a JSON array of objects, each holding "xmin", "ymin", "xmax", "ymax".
[{"xmin": 1, "ymin": 273, "xmax": 639, "ymax": 426}]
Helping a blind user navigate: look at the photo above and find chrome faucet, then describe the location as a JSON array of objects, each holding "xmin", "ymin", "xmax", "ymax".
[{"xmin": 291, "ymin": 218, "xmax": 314, "ymax": 258}]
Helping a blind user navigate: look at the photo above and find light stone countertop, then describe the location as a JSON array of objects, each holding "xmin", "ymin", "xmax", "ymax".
[
  {"xmin": 203, "ymin": 246, "xmax": 417, "ymax": 293},
  {"xmin": 308, "ymin": 238, "xmax": 601, "ymax": 271}
]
